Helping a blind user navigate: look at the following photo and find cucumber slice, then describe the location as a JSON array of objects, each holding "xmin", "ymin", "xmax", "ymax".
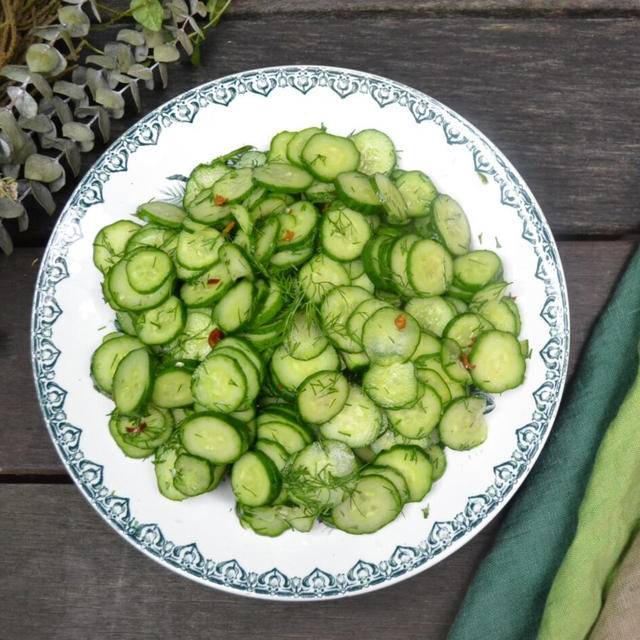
[
  {"xmin": 386, "ymin": 383, "xmax": 442, "ymax": 439},
  {"xmin": 267, "ymin": 130, "xmax": 295, "ymax": 163},
  {"xmin": 443, "ymin": 312, "xmax": 493, "ymax": 350},
  {"xmin": 253, "ymin": 162, "xmax": 313, "ymax": 193},
  {"xmin": 438, "ymin": 396, "xmax": 488, "ymax": 450},
  {"xmin": 270, "ymin": 343, "xmax": 340, "ymax": 393},
  {"xmin": 284, "ymin": 312, "xmax": 328, "ymax": 361},
  {"xmin": 321, "ymin": 203, "xmax": 372, "ymax": 261},
  {"xmin": 388, "ymin": 234, "xmax": 420, "ymax": 296},
  {"xmin": 93, "ymin": 220, "xmax": 141, "ymax": 274},
  {"xmin": 108, "ymin": 257, "xmax": 173, "ymax": 312},
  {"xmin": 154, "ymin": 438, "xmax": 188, "ymax": 501},
  {"xmin": 191, "ymin": 353, "xmax": 247, "ymax": 413},
  {"xmin": 173, "ymin": 454, "xmax": 214, "ymax": 497},
  {"xmin": 301, "ymin": 133, "xmax": 360, "ymax": 181},
  {"xmin": 256, "ymin": 420, "xmax": 312, "ymax": 455},
  {"xmin": 374, "ymin": 444, "xmax": 432, "ymax": 502},
  {"xmin": 135, "ymin": 295, "xmax": 185, "ymax": 345},
  {"xmin": 275, "ymin": 200, "xmax": 318, "ymax": 250},
  {"xmin": 351, "ymin": 129, "xmax": 396, "ymax": 176},
  {"xmin": 320, "ymin": 285, "xmax": 372, "ymax": 353},
  {"xmin": 411, "ymin": 331, "xmax": 442, "ymax": 360},
  {"xmin": 395, "ymin": 170, "xmax": 437, "ymax": 218},
  {"xmin": 112, "ymin": 348, "xmax": 152, "ymax": 415},
  {"xmin": 136, "ymin": 200, "xmax": 186, "ymax": 229},
  {"xmin": 297, "ymin": 370, "xmax": 349, "ymax": 424},
  {"xmin": 469, "ymin": 330, "xmax": 526, "ymax": 392},
  {"xmin": 283, "ymin": 440, "xmax": 358, "ymax": 512},
  {"xmin": 427, "ymin": 444, "xmax": 447, "ymax": 482},
  {"xmin": 231, "ymin": 450, "xmax": 282, "ymax": 507},
  {"xmin": 151, "ymin": 366, "xmax": 193, "ymax": 408},
  {"xmin": 319, "ymin": 384, "xmax": 383, "ymax": 448},
  {"xmin": 180, "ymin": 412, "xmax": 248, "ymax": 464},
  {"xmin": 334, "ymin": 171, "xmax": 381, "ymax": 214},
  {"xmin": 212, "ymin": 279, "xmax": 254, "ymax": 333},
  {"xmin": 331, "ymin": 475, "xmax": 402, "ymax": 534},
  {"xmin": 360, "ymin": 465, "xmax": 410, "ymax": 503},
  {"xmin": 109, "ymin": 405, "xmax": 173, "ymax": 458},
  {"xmin": 478, "ymin": 299, "xmax": 518, "ymax": 334},
  {"xmin": 405, "ymin": 296, "xmax": 456, "ymax": 337},
  {"xmin": 373, "ymin": 173, "xmax": 409, "ymax": 225},
  {"xmin": 298, "ymin": 254, "xmax": 350, "ymax": 304},
  {"xmin": 179, "ymin": 260, "xmax": 232, "ymax": 308},
  {"xmin": 431, "ymin": 194, "xmax": 471, "ymax": 256},
  {"xmin": 125, "ymin": 247, "xmax": 174, "ymax": 294},
  {"xmin": 91, "ymin": 335, "xmax": 144, "ymax": 394},
  {"xmin": 176, "ymin": 226, "xmax": 223, "ymax": 271},
  {"xmin": 363, "ymin": 361, "xmax": 419, "ymax": 409},
  {"xmin": 453, "ymin": 250, "xmax": 502, "ymax": 291},
  {"xmin": 286, "ymin": 126, "xmax": 323, "ymax": 167},
  {"xmin": 255, "ymin": 439, "xmax": 290, "ymax": 471},
  {"xmin": 407, "ymin": 239, "xmax": 454, "ymax": 296},
  {"xmin": 362, "ymin": 307, "xmax": 420, "ymax": 365},
  {"xmin": 212, "ymin": 167, "xmax": 254, "ymax": 203}
]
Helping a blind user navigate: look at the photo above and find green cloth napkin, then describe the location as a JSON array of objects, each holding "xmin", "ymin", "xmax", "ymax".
[{"xmin": 447, "ymin": 245, "xmax": 640, "ymax": 640}]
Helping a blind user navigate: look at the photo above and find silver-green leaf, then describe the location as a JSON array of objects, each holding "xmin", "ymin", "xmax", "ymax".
[
  {"xmin": 24, "ymin": 154, "xmax": 64, "ymax": 183},
  {"xmin": 58, "ymin": 5, "xmax": 91, "ymax": 37},
  {"xmin": 25, "ymin": 44, "xmax": 67, "ymax": 77},
  {"xmin": 0, "ymin": 196, "xmax": 25, "ymax": 219},
  {"xmin": 154, "ymin": 43, "xmax": 180, "ymax": 63},
  {"xmin": 0, "ymin": 221, "xmax": 14, "ymax": 255},
  {"xmin": 29, "ymin": 180, "xmax": 56, "ymax": 215}
]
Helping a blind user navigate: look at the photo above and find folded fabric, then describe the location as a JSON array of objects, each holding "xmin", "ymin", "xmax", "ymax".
[
  {"xmin": 447, "ymin": 245, "xmax": 640, "ymax": 640},
  {"xmin": 589, "ymin": 528, "xmax": 640, "ymax": 640},
  {"xmin": 536, "ymin": 339, "xmax": 640, "ymax": 638}
]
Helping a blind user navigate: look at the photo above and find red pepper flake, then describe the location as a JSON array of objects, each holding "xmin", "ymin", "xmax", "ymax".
[
  {"xmin": 126, "ymin": 421, "xmax": 147, "ymax": 434},
  {"xmin": 207, "ymin": 278, "xmax": 221, "ymax": 286},
  {"xmin": 394, "ymin": 313, "xmax": 407, "ymax": 330},
  {"xmin": 277, "ymin": 384, "xmax": 284, "ymax": 390},
  {"xmin": 214, "ymin": 194, "xmax": 227, "ymax": 206},
  {"xmin": 222, "ymin": 220, "xmax": 236, "ymax": 235},
  {"xmin": 461, "ymin": 352, "xmax": 476, "ymax": 370},
  {"xmin": 280, "ymin": 230, "xmax": 295, "ymax": 243},
  {"xmin": 322, "ymin": 203, "xmax": 330, "ymax": 212},
  {"xmin": 208, "ymin": 328, "xmax": 224, "ymax": 348},
  {"xmin": 507, "ymin": 294, "xmax": 517, "ymax": 301}
]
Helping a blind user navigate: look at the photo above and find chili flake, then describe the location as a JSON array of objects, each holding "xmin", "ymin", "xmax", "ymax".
[
  {"xmin": 207, "ymin": 278, "xmax": 221, "ymax": 286},
  {"xmin": 394, "ymin": 313, "xmax": 407, "ymax": 330},
  {"xmin": 126, "ymin": 421, "xmax": 147, "ymax": 434},
  {"xmin": 322, "ymin": 203, "xmax": 330, "ymax": 212},
  {"xmin": 461, "ymin": 352, "xmax": 476, "ymax": 370},
  {"xmin": 214, "ymin": 194, "xmax": 227, "ymax": 206},
  {"xmin": 222, "ymin": 220, "xmax": 236, "ymax": 235},
  {"xmin": 281, "ymin": 230, "xmax": 295, "ymax": 243},
  {"xmin": 208, "ymin": 328, "xmax": 224, "ymax": 348}
]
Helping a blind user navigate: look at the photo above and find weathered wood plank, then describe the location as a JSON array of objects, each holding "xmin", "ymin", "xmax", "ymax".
[
  {"xmin": 226, "ymin": 0, "xmax": 640, "ymax": 15},
  {"xmin": 8, "ymin": 16, "xmax": 640, "ymax": 247},
  {"xmin": 0, "ymin": 239, "xmax": 635, "ymax": 475},
  {"xmin": 0, "ymin": 483, "xmax": 499, "ymax": 639}
]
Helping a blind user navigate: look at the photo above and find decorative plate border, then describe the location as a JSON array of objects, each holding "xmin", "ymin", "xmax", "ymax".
[{"xmin": 31, "ymin": 65, "xmax": 569, "ymax": 599}]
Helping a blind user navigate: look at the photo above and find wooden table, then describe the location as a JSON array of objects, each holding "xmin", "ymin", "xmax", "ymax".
[{"xmin": 2, "ymin": 2, "xmax": 639, "ymax": 637}]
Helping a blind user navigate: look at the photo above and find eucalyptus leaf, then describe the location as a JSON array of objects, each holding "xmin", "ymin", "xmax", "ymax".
[
  {"xmin": 131, "ymin": 0, "xmax": 164, "ymax": 32},
  {"xmin": 127, "ymin": 64, "xmax": 154, "ymax": 89},
  {"xmin": 117, "ymin": 29, "xmax": 146, "ymax": 46},
  {"xmin": 0, "ymin": 164, "xmax": 19, "ymax": 179},
  {"xmin": 7, "ymin": 87, "xmax": 38, "ymax": 119},
  {"xmin": 153, "ymin": 43, "xmax": 180, "ymax": 63},
  {"xmin": 0, "ymin": 64, "xmax": 29, "ymax": 83},
  {"xmin": 0, "ymin": 111, "xmax": 34, "ymax": 162},
  {"xmin": 29, "ymin": 180, "xmax": 56, "ymax": 215},
  {"xmin": 114, "ymin": 43, "xmax": 134, "ymax": 73},
  {"xmin": 158, "ymin": 62, "xmax": 168, "ymax": 89},
  {"xmin": 86, "ymin": 67, "xmax": 109, "ymax": 98},
  {"xmin": 58, "ymin": 30, "xmax": 77, "ymax": 60},
  {"xmin": 30, "ymin": 27, "xmax": 61, "ymax": 41},
  {"xmin": 25, "ymin": 44, "xmax": 67, "ymax": 77},
  {"xmin": 175, "ymin": 29, "xmax": 194, "ymax": 56},
  {"xmin": 187, "ymin": 15, "xmax": 204, "ymax": 39},
  {"xmin": 143, "ymin": 27, "xmax": 166, "ymax": 49},
  {"xmin": 24, "ymin": 154, "xmax": 64, "ymax": 183},
  {"xmin": 29, "ymin": 73, "xmax": 53, "ymax": 100},
  {"xmin": 0, "ymin": 221, "xmax": 14, "ymax": 255},
  {"xmin": 62, "ymin": 122, "xmax": 95, "ymax": 144},
  {"xmin": 53, "ymin": 80, "xmax": 87, "ymax": 101},
  {"xmin": 0, "ymin": 134, "xmax": 14, "ymax": 162},
  {"xmin": 96, "ymin": 87, "xmax": 125, "ymax": 112},
  {"xmin": 86, "ymin": 55, "xmax": 117, "ymax": 70},
  {"xmin": 192, "ymin": 1, "xmax": 208, "ymax": 17},
  {"xmin": 133, "ymin": 44, "xmax": 150, "ymax": 63},
  {"xmin": 129, "ymin": 80, "xmax": 142, "ymax": 112},
  {"xmin": 88, "ymin": 0, "xmax": 102, "ymax": 22},
  {"xmin": 63, "ymin": 141, "xmax": 82, "ymax": 176},
  {"xmin": 52, "ymin": 96, "xmax": 73, "ymax": 124},
  {"xmin": 17, "ymin": 211, "xmax": 29, "ymax": 232},
  {"xmin": 0, "ymin": 195, "xmax": 25, "ymax": 219},
  {"xmin": 58, "ymin": 6, "xmax": 91, "ymax": 37},
  {"xmin": 18, "ymin": 114, "xmax": 56, "ymax": 135},
  {"xmin": 107, "ymin": 71, "xmax": 130, "ymax": 89},
  {"xmin": 97, "ymin": 107, "xmax": 111, "ymax": 142}
]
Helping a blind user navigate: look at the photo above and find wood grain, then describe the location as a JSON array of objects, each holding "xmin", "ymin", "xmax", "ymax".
[
  {"xmin": 9, "ymin": 17, "xmax": 640, "ymax": 247},
  {"xmin": 0, "ymin": 483, "xmax": 500, "ymax": 640},
  {"xmin": 1, "ymin": 239, "xmax": 635, "ymax": 475}
]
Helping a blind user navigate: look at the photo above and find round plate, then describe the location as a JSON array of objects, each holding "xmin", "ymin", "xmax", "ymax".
[{"xmin": 32, "ymin": 65, "xmax": 569, "ymax": 600}]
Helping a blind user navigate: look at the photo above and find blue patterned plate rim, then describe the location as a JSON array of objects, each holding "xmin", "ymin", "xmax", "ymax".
[{"xmin": 31, "ymin": 65, "xmax": 570, "ymax": 600}]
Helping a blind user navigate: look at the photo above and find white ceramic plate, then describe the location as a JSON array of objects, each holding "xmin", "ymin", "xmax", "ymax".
[{"xmin": 32, "ymin": 65, "xmax": 569, "ymax": 600}]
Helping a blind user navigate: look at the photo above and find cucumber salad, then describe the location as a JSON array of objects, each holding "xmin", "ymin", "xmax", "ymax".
[{"xmin": 91, "ymin": 126, "xmax": 528, "ymax": 537}]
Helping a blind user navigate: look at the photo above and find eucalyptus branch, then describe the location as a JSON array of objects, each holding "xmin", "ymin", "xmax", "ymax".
[{"xmin": 0, "ymin": 0, "xmax": 233, "ymax": 256}]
